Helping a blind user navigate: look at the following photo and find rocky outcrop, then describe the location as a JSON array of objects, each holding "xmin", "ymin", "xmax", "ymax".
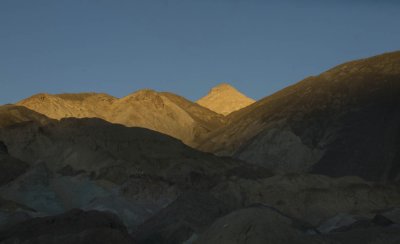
[
  {"xmin": 196, "ymin": 83, "xmax": 255, "ymax": 116},
  {"xmin": 199, "ymin": 51, "xmax": 400, "ymax": 182}
]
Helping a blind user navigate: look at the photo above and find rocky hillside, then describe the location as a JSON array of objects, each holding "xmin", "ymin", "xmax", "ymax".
[
  {"xmin": 0, "ymin": 116, "xmax": 269, "ymax": 233},
  {"xmin": 1, "ymin": 109, "xmax": 398, "ymax": 243},
  {"xmin": 196, "ymin": 83, "xmax": 255, "ymax": 116},
  {"xmin": 17, "ymin": 90, "xmax": 226, "ymax": 146},
  {"xmin": 198, "ymin": 51, "xmax": 400, "ymax": 182},
  {"xmin": 134, "ymin": 174, "xmax": 400, "ymax": 243},
  {"xmin": 0, "ymin": 105, "xmax": 50, "ymax": 128}
]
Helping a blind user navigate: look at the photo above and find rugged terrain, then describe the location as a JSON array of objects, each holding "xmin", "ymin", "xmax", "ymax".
[
  {"xmin": 0, "ymin": 51, "xmax": 400, "ymax": 243},
  {"xmin": 198, "ymin": 51, "xmax": 400, "ymax": 182},
  {"xmin": 0, "ymin": 111, "xmax": 269, "ymax": 237}
]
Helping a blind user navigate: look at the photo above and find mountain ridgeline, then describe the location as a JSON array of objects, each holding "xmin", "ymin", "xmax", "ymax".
[
  {"xmin": 1, "ymin": 51, "xmax": 400, "ymax": 243},
  {"xmin": 17, "ymin": 90, "xmax": 226, "ymax": 147},
  {"xmin": 199, "ymin": 51, "xmax": 400, "ymax": 182},
  {"xmin": 8, "ymin": 52, "xmax": 400, "ymax": 182}
]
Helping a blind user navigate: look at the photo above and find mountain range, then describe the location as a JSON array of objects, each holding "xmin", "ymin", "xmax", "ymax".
[
  {"xmin": 0, "ymin": 51, "xmax": 400, "ymax": 243},
  {"xmin": 16, "ymin": 90, "xmax": 226, "ymax": 147}
]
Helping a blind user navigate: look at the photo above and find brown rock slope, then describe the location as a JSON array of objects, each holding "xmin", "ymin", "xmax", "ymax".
[
  {"xmin": 198, "ymin": 51, "xmax": 400, "ymax": 181},
  {"xmin": 196, "ymin": 83, "xmax": 255, "ymax": 116},
  {"xmin": 0, "ymin": 105, "xmax": 50, "ymax": 128},
  {"xmin": 17, "ymin": 90, "xmax": 225, "ymax": 146}
]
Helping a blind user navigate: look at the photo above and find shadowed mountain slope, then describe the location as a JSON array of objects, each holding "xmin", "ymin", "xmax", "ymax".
[
  {"xmin": 196, "ymin": 83, "xmax": 255, "ymax": 116},
  {"xmin": 17, "ymin": 90, "xmax": 226, "ymax": 146},
  {"xmin": 198, "ymin": 51, "xmax": 400, "ymax": 182},
  {"xmin": 0, "ymin": 117, "xmax": 270, "ymax": 231},
  {"xmin": 0, "ymin": 105, "xmax": 50, "ymax": 128},
  {"xmin": 0, "ymin": 209, "xmax": 135, "ymax": 244},
  {"xmin": 0, "ymin": 117, "xmax": 262, "ymax": 186}
]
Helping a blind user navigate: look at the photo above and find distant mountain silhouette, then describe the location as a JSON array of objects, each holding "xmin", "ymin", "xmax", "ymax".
[{"xmin": 199, "ymin": 51, "xmax": 400, "ymax": 182}]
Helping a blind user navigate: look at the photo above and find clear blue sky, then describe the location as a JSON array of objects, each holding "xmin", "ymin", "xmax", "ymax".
[{"xmin": 1, "ymin": 0, "xmax": 400, "ymax": 104}]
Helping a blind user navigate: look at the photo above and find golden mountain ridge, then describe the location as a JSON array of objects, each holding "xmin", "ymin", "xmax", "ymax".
[
  {"xmin": 196, "ymin": 83, "xmax": 255, "ymax": 116},
  {"xmin": 16, "ymin": 88, "xmax": 235, "ymax": 146}
]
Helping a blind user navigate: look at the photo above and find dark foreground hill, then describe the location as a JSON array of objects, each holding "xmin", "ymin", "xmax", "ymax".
[
  {"xmin": 0, "ymin": 108, "xmax": 399, "ymax": 243},
  {"xmin": 198, "ymin": 51, "xmax": 400, "ymax": 182}
]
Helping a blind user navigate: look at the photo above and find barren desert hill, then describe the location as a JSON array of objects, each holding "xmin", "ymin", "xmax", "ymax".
[
  {"xmin": 17, "ymin": 92, "xmax": 116, "ymax": 120},
  {"xmin": 16, "ymin": 89, "xmax": 227, "ymax": 146},
  {"xmin": 196, "ymin": 83, "xmax": 255, "ymax": 116},
  {"xmin": 198, "ymin": 51, "xmax": 400, "ymax": 182},
  {"xmin": 109, "ymin": 89, "xmax": 226, "ymax": 145}
]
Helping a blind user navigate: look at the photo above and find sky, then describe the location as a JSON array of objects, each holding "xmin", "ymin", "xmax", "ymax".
[{"xmin": 1, "ymin": 0, "xmax": 400, "ymax": 104}]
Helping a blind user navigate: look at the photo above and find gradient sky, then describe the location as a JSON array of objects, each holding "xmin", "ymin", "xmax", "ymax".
[{"xmin": 1, "ymin": 0, "xmax": 400, "ymax": 104}]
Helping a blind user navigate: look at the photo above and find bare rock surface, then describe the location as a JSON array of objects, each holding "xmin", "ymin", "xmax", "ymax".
[
  {"xmin": 194, "ymin": 206, "xmax": 318, "ymax": 244},
  {"xmin": 133, "ymin": 192, "xmax": 231, "ymax": 244},
  {"xmin": 210, "ymin": 174, "xmax": 400, "ymax": 226},
  {"xmin": 196, "ymin": 83, "xmax": 255, "ymax": 116},
  {"xmin": 195, "ymin": 206, "xmax": 400, "ymax": 244},
  {"xmin": 133, "ymin": 174, "xmax": 400, "ymax": 244}
]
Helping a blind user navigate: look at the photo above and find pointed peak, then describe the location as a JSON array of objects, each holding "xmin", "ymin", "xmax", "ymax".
[
  {"xmin": 197, "ymin": 83, "xmax": 255, "ymax": 116},
  {"xmin": 210, "ymin": 83, "xmax": 238, "ymax": 93},
  {"xmin": 130, "ymin": 89, "xmax": 158, "ymax": 96}
]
